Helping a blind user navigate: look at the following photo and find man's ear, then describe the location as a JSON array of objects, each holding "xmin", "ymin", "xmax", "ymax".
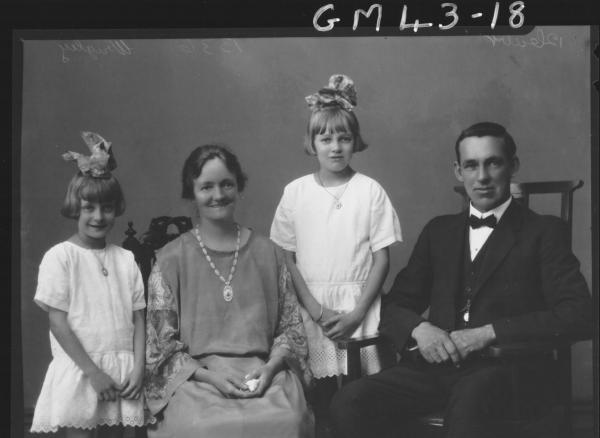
[{"xmin": 453, "ymin": 161, "xmax": 464, "ymax": 182}]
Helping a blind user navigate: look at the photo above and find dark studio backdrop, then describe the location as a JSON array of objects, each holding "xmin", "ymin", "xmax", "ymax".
[{"xmin": 18, "ymin": 28, "xmax": 594, "ymax": 415}]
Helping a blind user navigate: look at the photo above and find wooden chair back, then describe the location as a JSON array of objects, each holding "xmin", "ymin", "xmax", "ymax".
[
  {"xmin": 453, "ymin": 180, "xmax": 583, "ymax": 245},
  {"xmin": 123, "ymin": 216, "xmax": 193, "ymax": 296}
]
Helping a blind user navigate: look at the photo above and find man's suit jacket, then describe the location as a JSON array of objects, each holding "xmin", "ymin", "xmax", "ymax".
[{"xmin": 379, "ymin": 199, "xmax": 593, "ymax": 353}]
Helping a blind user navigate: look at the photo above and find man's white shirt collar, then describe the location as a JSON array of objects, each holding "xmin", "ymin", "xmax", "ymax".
[
  {"xmin": 468, "ymin": 196, "xmax": 512, "ymax": 260},
  {"xmin": 469, "ymin": 196, "xmax": 513, "ymax": 224}
]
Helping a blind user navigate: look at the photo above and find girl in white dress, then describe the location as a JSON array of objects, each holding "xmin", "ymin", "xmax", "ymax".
[
  {"xmin": 30, "ymin": 132, "xmax": 153, "ymax": 437},
  {"xmin": 270, "ymin": 75, "xmax": 402, "ymax": 412}
]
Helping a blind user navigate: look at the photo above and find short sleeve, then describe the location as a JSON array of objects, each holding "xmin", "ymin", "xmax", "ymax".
[
  {"xmin": 34, "ymin": 246, "xmax": 70, "ymax": 312},
  {"xmin": 369, "ymin": 182, "xmax": 403, "ymax": 252},
  {"xmin": 130, "ymin": 253, "xmax": 146, "ymax": 311},
  {"xmin": 270, "ymin": 185, "xmax": 297, "ymax": 252}
]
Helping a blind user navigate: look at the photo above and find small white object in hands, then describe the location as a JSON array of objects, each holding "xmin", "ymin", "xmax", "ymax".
[{"xmin": 245, "ymin": 378, "xmax": 260, "ymax": 392}]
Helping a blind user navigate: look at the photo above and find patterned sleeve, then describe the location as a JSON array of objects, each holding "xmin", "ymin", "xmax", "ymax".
[
  {"xmin": 369, "ymin": 181, "xmax": 403, "ymax": 252},
  {"xmin": 34, "ymin": 245, "xmax": 70, "ymax": 312},
  {"xmin": 270, "ymin": 185, "xmax": 297, "ymax": 252},
  {"xmin": 270, "ymin": 258, "xmax": 313, "ymax": 390},
  {"xmin": 144, "ymin": 263, "xmax": 200, "ymax": 415}
]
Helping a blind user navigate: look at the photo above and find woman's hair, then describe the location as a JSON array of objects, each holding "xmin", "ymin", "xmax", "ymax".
[
  {"xmin": 303, "ymin": 106, "xmax": 368, "ymax": 155},
  {"xmin": 181, "ymin": 144, "xmax": 248, "ymax": 199},
  {"xmin": 61, "ymin": 172, "xmax": 126, "ymax": 219}
]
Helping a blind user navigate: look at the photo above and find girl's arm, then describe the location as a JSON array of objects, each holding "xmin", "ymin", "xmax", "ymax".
[
  {"xmin": 323, "ymin": 247, "xmax": 390, "ymax": 340},
  {"xmin": 48, "ymin": 307, "xmax": 121, "ymax": 401},
  {"xmin": 283, "ymin": 250, "xmax": 336, "ymax": 323},
  {"xmin": 120, "ymin": 309, "xmax": 145, "ymax": 399}
]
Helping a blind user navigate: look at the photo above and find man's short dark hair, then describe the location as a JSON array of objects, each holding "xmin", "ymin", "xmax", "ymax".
[{"xmin": 454, "ymin": 122, "xmax": 517, "ymax": 162}]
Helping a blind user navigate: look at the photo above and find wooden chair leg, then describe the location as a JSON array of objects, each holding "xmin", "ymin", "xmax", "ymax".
[{"xmin": 346, "ymin": 344, "xmax": 361, "ymax": 381}]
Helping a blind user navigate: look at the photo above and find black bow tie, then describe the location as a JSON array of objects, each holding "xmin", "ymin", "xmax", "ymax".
[{"xmin": 469, "ymin": 214, "xmax": 497, "ymax": 229}]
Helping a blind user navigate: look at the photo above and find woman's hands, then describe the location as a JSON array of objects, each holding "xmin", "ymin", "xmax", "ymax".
[
  {"xmin": 321, "ymin": 308, "xmax": 364, "ymax": 341},
  {"xmin": 200, "ymin": 356, "xmax": 284, "ymax": 399},
  {"xmin": 88, "ymin": 368, "xmax": 122, "ymax": 402},
  {"xmin": 195, "ymin": 368, "xmax": 255, "ymax": 399},
  {"xmin": 120, "ymin": 365, "xmax": 144, "ymax": 400},
  {"xmin": 243, "ymin": 362, "xmax": 279, "ymax": 397}
]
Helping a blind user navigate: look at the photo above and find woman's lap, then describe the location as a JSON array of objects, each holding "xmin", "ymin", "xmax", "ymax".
[{"xmin": 148, "ymin": 369, "xmax": 314, "ymax": 438}]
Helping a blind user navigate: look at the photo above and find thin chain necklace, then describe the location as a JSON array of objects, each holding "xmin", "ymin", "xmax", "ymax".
[
  {"xmin": 193, "ymin": 224, "xmax": 241, "ymax": 302},
  {"xmin": 316, "ymin": 172, "xmax": 352, "ymax": 209},
  {"xmin": 91, "ymin": 247, "xmax": 109, "ymax": 276}
]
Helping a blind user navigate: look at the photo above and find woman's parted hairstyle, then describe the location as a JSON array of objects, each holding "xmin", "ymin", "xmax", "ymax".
[
  {"xmin": 61, "ymin": 172, "xmax": 126, "ymax": 219},
  {"xmin": 181, "ymin": 144, "xmax": 248, "ymax": 199},
  {"xmin": 303, "ymin": 106, "xmax": 368, "ymax": 155}
]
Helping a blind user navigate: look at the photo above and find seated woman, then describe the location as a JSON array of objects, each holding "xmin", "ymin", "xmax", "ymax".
[{"xmin": 144, "ymin": 144, "xmax": 314, "ymax": 438}]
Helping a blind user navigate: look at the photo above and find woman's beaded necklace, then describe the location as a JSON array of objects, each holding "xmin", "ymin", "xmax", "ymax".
[{"xmin": 193, "ymin": 224, "xmax": 241, "ymax": 302}]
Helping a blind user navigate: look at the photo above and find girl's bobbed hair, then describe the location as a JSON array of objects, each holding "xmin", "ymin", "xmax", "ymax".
[
  {"xmin": 303, "ymin": 106, "xmax": 368, "ymax": 155},
  {"xmin": 181, "ymin": 144, "xmax": 248, "ymax": 200},
  {"xmin": 61, "ymin": 172, "xmax": 126, "ymax": 219}
]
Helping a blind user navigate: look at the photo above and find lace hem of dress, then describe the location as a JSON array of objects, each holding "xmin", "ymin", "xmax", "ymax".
[
  {"xmin": 310, "ymin": 344, "xmax": 382, "ymax": 379},
  {"xmin": 30, "ymin": 415, "xmax": 156, "ymax": 433}
]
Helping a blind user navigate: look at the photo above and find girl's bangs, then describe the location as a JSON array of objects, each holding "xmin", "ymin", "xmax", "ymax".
[
  {"xmin": 314, "ymin": 110, "xmax": 352, "ymax": 135},
  {"xmin": 78, "ymin": 178, "xmax": 117, "ymax": 204}
]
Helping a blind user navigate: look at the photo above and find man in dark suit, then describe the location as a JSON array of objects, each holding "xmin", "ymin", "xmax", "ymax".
[{"xmin": 329, "ymin": 122, "xmax": 593, "ymax": 438}]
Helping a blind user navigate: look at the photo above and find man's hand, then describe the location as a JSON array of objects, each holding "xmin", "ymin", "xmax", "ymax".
[
  {"xmin": 411, "ymin": 321, "xmax": 461, "ymax": 365},
  {"xmin": 449, "ymin": 324, "xmax": 496, "ymax": 360}
]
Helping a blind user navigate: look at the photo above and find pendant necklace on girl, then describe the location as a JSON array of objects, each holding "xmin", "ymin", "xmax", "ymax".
[
  {"xmin": 193, "ymin": 223, "xmax": 241, "ymax": 302},
  {"xmin": 91, "ymin": 248, "xmax": 109, "ymax": 276},
  {"xmin": 316, "ymin": 172, "xmax": 352, "ymax": 209},
  {"xmin": 75, "ymin": 235, "xmax": 109, "ymax": 276}
]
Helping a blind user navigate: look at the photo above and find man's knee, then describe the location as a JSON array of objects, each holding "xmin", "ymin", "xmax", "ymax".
[{"xmin": 444, "ymin": 364, "xmax": 511, "ymax": 436}]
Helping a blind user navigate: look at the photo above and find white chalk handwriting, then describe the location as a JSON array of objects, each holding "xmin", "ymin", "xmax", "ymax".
[
  {"xmin": 483, "ymin": 28, "xmax": 563, "ymax": 49},
  {"xmin": 176, "ymin": 39, "xmax": 243, "ymax": 56},
  {"xmin": 58, "ymin": 40, "xmax": 133, "ymax": 63},
  {"xmin": 313, "ymin": 1, "xmax": 526, "ymax": 32}
]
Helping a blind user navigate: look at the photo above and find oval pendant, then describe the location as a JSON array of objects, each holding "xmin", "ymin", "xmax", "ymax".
[
  {"xmin": 463, "ymin": 311, "xmax": 469, "ymax": 322},
  {"xmin": 223, "ymin": 285, "xmax": 233, "ymax": 302},
  {"xmin": 335, "ymin": 202, "xmax": 342, "ymax": 209},
  {"xmin": 101, "ymin": 268, "xmax": 109, "ymax": 276}
]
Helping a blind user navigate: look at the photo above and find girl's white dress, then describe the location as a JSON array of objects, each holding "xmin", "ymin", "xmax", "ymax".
[
  {"xmin": 270, "ymin": 173, "xmax": 402, "ymax": 378},
  {"xmin": 30, "ymin": 241, "xmax": 152, "ymax": 432}
]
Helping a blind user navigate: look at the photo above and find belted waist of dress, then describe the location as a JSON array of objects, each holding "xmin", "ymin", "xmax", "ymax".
[{"xmin": 306, "ymin": 280, "xmax": 366, "ymax": 286}]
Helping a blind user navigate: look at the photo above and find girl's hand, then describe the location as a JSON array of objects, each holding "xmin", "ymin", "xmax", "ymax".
[
  {"xmin": 317, "ymin": 306, "xmax": 338, "ymax": 327},
  {"xmin": 243, "ymin": 363, "xmax": 277, "ymax": 397},
  {"xmin": 88, "ymin": 369, "xmax": 122, "ymax": 402},
  {"xmin": 198, "ymin": 370, "xmax": 252, "ymax": 399},
  {"xmin": 322, "ymin": 309, "xmax": 364, "ymax": 341},
  {"xmin": 120, "ymin": 366, "xmax": 144, "ymax": 400}
]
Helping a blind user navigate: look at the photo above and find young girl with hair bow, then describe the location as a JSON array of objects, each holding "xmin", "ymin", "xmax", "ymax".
[
  {"xmin": 30, "ymin": 132, "xmax": 153, "ymax": 437},
  {"xmin": 271, "ymin": 74, "xmax": 403, "ymax": 415}
]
